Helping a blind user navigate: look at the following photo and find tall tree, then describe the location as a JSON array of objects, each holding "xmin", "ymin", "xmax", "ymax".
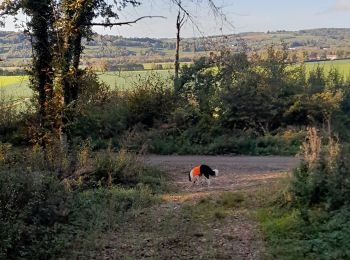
[
  {"xmin": 0, "ymin": 0, "xmax": 141, "ymax": 146},
  {"xmin": 1, "ymin": 0, "xmax": 57, "ymax": 146},
  {"xmin": 1, "ymin": 0, "xmax": 227, "ymax": 147}
]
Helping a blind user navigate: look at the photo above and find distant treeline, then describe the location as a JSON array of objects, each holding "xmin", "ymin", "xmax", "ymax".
[
  {"xmin": 0, "ymin": 68, "xmax": 27, "ymax": 76},
  {"xmin": 3, "ymin": 28, "xmax": 350, "ymax": 68}
]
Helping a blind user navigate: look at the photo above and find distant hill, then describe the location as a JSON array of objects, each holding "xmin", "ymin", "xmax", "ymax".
[{"xmin": 1, "ymin": 28, "xmax": 350, "ymax": 70}]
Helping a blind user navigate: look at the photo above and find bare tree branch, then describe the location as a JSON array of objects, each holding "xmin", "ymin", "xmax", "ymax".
[
  {"xmin": 171, "ymin": 0, "xmax": 234, "ymax": 35},
  {"xmin": 171, "ymin": 0, "xmax": 205, "ymax": 37},
  {"xmin": 88, "ymin": 15, "xmax": 166, "ymax": 27}
]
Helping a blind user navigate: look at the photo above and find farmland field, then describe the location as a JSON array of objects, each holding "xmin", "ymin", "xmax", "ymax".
[
  {"xmin": 305, "ymin": 59, "xmax": 350, "ymax": 76},
  {"xmin": 0, "ymin": 75, "xmax": 30, "ymax": 99},
  {"xmin": 2, "ymin": 59, "xmax": 350, "ymax": 99},
  {"xmin": 0, "ymin": 70, "xmax": 173, "ymax": 98},
  {"xmin": 97, "ymin": 69, "xmax": 173, "ymax": 89},
  {"xmin": 0, "ymin": 75, "xmax": 28, "ymax": 88}
]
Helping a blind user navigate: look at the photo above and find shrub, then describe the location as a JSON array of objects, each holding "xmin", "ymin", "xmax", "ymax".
[
  {"xmin": 259, "ymin": 205, "xmax": 350, "ymax": 259},
  {"xmin": 0, "ymin": 170, "xmax": 71, "ymax": 259},
  {"xmin": 0, "ymin": 168, "xmax": 161, "ymax": 259},
  {"xmin": 148, "ymin": 131, "xmax": 303, "ymax": 156},
  {"xmin": 290, "ymin": 128, "xmax": 350, "ymax": 214},
  {"xmin": 126, "ymin": 73, "xmax": 174, "ymax": 128},
  {"xmin": 0, "ymin": 94, "xmax": 28, "ymax": 145},
  {"xmin": 257, "ymin": 127, "xmax": 350, "ymax": 259},
  {"xmin": 70, "ymin": 146, "xmax": 169, "ymax": 193},
  {"xmin": 0, "ymin": 144, "xmax": 165, "ymax": 258}
]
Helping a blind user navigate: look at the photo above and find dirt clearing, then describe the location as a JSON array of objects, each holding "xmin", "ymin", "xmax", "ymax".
[
  {"xmin": 145, "ymin": 155, "xmax": 299, "ymax": 192},
  {"xmin": 98, "ymin": 156, "xmax": 299, "ymax": 260}
]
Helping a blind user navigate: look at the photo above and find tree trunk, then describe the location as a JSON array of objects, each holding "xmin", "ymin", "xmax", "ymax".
[
  {"xmin": 174, "ymin": 8, "xmax": 184, "ymax": 91},
  {"xmin": 29, "ymin": 1, "xmax": 55, "ymax": 147}
]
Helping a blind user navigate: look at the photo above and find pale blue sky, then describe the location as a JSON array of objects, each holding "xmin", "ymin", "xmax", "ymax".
[{"xmin": 2, "ymin": 0, "xmax": 350, "ymax": 38}]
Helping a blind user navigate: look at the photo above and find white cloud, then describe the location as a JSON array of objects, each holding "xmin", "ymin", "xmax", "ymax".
[
  {"xmin": 333, "ymin": 0, "xmax": 350, "ymax": 12},
  {"xmin": 318, "ymin": 0, "xmax": 350, "ymax": 15}
]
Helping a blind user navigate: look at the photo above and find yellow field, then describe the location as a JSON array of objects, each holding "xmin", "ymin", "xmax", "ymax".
[{"xmin": 0, "ymin": 75, "xmax": 28, "ymax": 88}]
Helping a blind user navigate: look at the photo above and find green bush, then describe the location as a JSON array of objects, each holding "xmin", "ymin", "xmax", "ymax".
[
  {"xmin": 0, "ymin": 156, "xmax": 163, "ymax": 258},
  {"xmin": 126, "ymin": 73, "xmax": 174, "ymax": 128},
  {"xmin": 0, "ymin": 94, "xmax": 28, "ymax": 145},
  {"xmin": 290, "ymin": 137, "xmax": 350, "ymax": 213},
  {"xmin": 148, "ymin": 131, "xmax": 303, "ymax": 156},
  {"xmin": 0, "ymin": 170, "xmax": 71, "ymax": 259},
  {"xmin": 71, "ymin": 94, "xmax": 129, "ymax": 149},
  {"xmin": 258, "ymin": 206, "xmax": 350, "ymax": 260},
  {"xmin": 74, "ymin": 148, "xmax": 170, "ymax": 193},
  {"xmin": 261, "ymin": 129, "xmax": 350, "ymax": 259}
]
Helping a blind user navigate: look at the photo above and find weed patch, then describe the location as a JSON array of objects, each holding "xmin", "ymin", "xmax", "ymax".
[{"xmin": 258, "ymin": 206, "xmax": 350, "ymax": 260}]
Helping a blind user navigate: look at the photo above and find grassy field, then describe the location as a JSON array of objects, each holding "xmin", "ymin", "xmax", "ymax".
[
  {"xmin": 0, "ymin": 70, "xmax": 173, "ymax": 98},
  {"xmin": 97, "ymin": 69, "xmax": 173, "ymax": 89},
  {"xmin": 0, "ymin": 75, "xmax": 30, "ymax": 99},
  {"xmin": 2, "ymin": 59, "xmax": 350, "ymax": 99},
  {"xmin": 305, "ymin": 59, "xmax": 350, "ymax": 76}
]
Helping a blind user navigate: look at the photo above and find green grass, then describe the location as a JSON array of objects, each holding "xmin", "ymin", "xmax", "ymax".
[
  {"xmin": 255, "ymin": 179, "xmax": 350, "ymax": 260},
  {"xmin": 0, "ymin": 70, "xmax": 173, "ymax": 98},
  {"xmin": 3, "ymin": 58, "xmax": 350, "ymax": 99},
  {"xmin": 258, "ymin": 206, "xmax": 350, "ymax": 260},
  {"xmin": 305, "ymin": 59, "xmax": 350, "ymax": 77},
  {"xmin": 97, "ymin": 70, "xmax": 173, "ymax": 90},
  {"xmin": 0, "ymin": 75, "xmax": 31, "ymax": 99}
]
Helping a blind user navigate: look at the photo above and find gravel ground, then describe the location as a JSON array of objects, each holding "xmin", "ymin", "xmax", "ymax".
[
  {"xmin": 145, "ymin": 155, "xmax": 299, "ymax": 192},
  {"xmin": 98, "ymin": 156, "xmax": 300, "ymax": 260}
]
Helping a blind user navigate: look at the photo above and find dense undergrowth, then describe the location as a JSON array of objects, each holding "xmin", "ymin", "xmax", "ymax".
[
  {"xmin": 2, "ymin": 47, "xmax": 350, "ymax": 156},
  {"xmin": 259, "ymin": 128, "xmax": 350, "ymax": 260},
  {"xmin": 259, "ymin": 205, "xmax": 350, "ymax": 259},
  {"xmin": 2, "ymin": 46, "xmax": 350, "ymax": 258},
  {"xmin": 0, "ymin": 143, "xmax": 169, "ymax": 259}
]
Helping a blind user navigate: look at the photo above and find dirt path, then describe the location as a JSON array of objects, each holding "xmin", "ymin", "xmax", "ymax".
[
  {"xmin": 145, "ymin": 155, "xmax": 299, "ymax": 193},
  {"xmin": 99, "ymin": 156, "xmax": 299, "ymax": 260}
]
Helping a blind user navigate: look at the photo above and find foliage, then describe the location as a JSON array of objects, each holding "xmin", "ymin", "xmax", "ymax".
[
  {"xmin": 0, "ymin": 169, "xmax": 71, "ymax": 259},
  {"xmin": 290, "ymin": 130, "xmax": 350, "ymax": 214},
  {"xmin": 259, "ymin": 127, "xmax": 350, "ymax": 260},
  {"xmin": 0, "ymin": 167, "xmax": 159, "ymax": 259},
  {"xmin": 0, "ymin": 144, "xmax": 165, "ymax": 258},
  {"xmin": 0, "ymin": 0, "xmax": 143, "ymax": 146},
  {"xmin": 71, "ymin": 72, "xmax": 174, "ymax": 149},
  {"xmin": 0, "ymin": 94, "xmax": 29, "ymax": 145},
  {"xmin": 148, "ymin": 131, "xmax": 303, "ymax": 155},
  {"xmin": 126, "ymin": 73, "xmax": 174, "ymax": 128},
  {"xmin": 259, "ymin": 206, "xmax": 350, "ymax": 260},
  {"xmin": 39, "ymin": 47, "xmax": 349, "ymax": 155},
  {"xmin": 4, "ymin": 45, "xmax": 350, "ymax": 156},
  {"xmin": 86, "ymin": 147, "xmax": 169, "ymax": 192}
]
